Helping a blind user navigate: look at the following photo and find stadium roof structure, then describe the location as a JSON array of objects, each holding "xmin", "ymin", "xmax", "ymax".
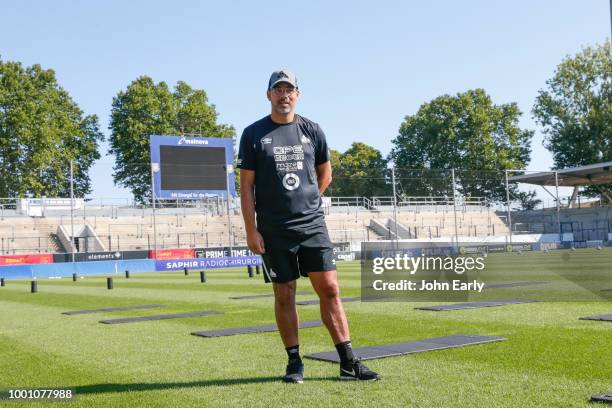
[{"xmin": 508, "ymin": 161, "xmax": 612, "ymax": 187}]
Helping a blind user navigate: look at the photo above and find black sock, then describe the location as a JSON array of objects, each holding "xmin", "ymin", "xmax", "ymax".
[
  {"xmin": 286, "ymin": 345, "xmax": 301, "ymax": 362},
  {"xmin": 335, "ymin": 340, "xmax": 355, "ymax": 366}
]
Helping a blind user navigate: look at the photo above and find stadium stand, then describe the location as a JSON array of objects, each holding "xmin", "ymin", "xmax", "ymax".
[
  {"xmin": 1, "ymin": 195, "xmax": 610, "ymax": 255},
  {"xmin": 511, "ymin": 207, "xmax": 612, "ymax": 241},
  {"xmin": 0, "ymin": 199, "xmax": 510, "ymax": 254}
]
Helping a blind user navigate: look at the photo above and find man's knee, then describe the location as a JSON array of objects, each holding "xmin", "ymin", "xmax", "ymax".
[
  {"xmin": 274, "ymin": 281, "xmax": 296, "ymax": 307},
  {"xmin": 316, "ymin": 279, "xmax": 340, "ymax": 300}
]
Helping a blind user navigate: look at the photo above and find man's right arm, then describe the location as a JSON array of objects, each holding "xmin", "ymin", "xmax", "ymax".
[{"xmin": 240, "ymin": 169, "xmax": 265, "ymax": 254}]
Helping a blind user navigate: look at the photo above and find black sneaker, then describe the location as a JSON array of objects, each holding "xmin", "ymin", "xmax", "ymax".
[
  {"xmin": 283, "ymin": 359, "xmax": 304, "ymax": 383},
  {"xmin": 339, "ymin": 359, "xmax": 380, "ymax": 381}
]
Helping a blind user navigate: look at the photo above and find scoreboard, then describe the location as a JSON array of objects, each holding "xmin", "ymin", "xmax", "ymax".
[{"xmin": 150, "ymin": 135, "xmax": 236, "ymax": 199}]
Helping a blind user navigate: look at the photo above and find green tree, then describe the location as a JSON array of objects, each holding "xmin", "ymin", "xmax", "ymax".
[
  {"xmin": 327, "ymin": 148, "xmax": 343, "ymax": 196},
  {"xmin": 389, "ymin": 89, "xmax": 534, "ymax": 203},
  {"xmin": 328, "ymin": 143, "xmax": 389, "ymax": 197},
  {"xmin": 0, "ymin": 58, "xmax": 103, "ymax": 197},
  {"xmin": 329, "ymin": 148, "xmax": 342, "ymax": 175},
  {"xmin": 533, "ymin": 40, "xmax": 611, "ymax": 199},
  {"xmin": 516, "ymin": 190, "xmax": 542, "ymax": 211},
  {"xmin": 109, "ymin": 76, "xmax": 235, "ymax": 202}
]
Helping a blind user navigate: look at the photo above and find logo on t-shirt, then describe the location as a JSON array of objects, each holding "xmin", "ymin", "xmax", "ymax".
[
  {"xmin": 261, "ymin": 137, "xmax": 272, "ymax": 149},
  {"xmin": 300, "ymin": 134, "xmax": 311, "ymax": 144},
  {"xmin": 282, "ymin": 173, "xmax": 300, "ymax": 191}
]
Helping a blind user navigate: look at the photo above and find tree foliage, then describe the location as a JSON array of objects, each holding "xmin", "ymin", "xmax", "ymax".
[
  {"xmin": 328, "ymin": 142, "xmax": 389, "ymax": 197},
  {"xmin": 533, "ymin": 40, "xmax": 611, "ymax": 199},
  {"xmin": 389, "ymin": 89, "xmax": 534, "ymax": 203},
  {"xmin": 109, "ymin": 76, "xmax": 235, "ymax": 202},
  {"xmin": 0, "ymin": 58, "xmax": 103, "ymax": 197},
  {"xmin": 515, "ymin": 189, "xmax": 541, "ymax": 211}
]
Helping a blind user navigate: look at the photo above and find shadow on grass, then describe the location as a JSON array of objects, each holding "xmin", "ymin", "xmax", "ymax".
[{"xmin": 74, "ymin": 376, "xmax": 336, "ymax": 395}]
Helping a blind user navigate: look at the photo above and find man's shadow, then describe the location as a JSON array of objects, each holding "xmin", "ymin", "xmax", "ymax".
[{"xmin": 73, "ymin": 376, "xmax": 336, "ymax": 395}]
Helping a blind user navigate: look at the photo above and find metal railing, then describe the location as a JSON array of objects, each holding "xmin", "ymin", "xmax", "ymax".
[{"xmin": 1, "ymin": 184, "xmax": 610, "ymax": 255}]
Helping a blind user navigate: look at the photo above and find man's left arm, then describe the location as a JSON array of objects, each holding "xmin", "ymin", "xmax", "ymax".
[
  {"xmin": 313, "ymin": 123, "xmax": 332, "ymax": 194},
  {"xmin": 316, "ymin": 161, "xmax": 332, "ymax": 194}
]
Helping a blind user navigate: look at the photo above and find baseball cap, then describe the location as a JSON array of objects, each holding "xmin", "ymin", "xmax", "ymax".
[{"xmin": 268, "ymin": 69, "xmax": 298, "ymax": 90}]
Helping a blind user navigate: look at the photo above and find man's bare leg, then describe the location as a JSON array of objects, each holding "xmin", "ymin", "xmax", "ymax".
[
  {"xmin": 273, "ymin": 280, "xmax": 299, "ymax": 347},
  {"xmin": 308, "ymin": 270, "xmax": 350, "ymax": 343},
  {"xmin": 309, "ymin": 270, "xmax": 380, "ymax": 380},
  {"xmin": 273, "ymin": 280, "xmax": 304, "ymax": 383}
]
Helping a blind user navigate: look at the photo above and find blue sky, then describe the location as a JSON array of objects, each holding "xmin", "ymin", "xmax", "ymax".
[{"xmin": 1, "ymin": 0, "xmax": 609, "ymax": 200}]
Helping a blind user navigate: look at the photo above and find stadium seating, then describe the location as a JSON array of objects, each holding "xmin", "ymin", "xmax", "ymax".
[
  {"xmin": 3, "ymin": 199, "xmax": 611, "ymax": 255},
  {"xmin": 0, "ymin": 203, "xmax": 512, "ymax": 254}
]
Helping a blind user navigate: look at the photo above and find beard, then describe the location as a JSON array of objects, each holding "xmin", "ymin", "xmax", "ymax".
[{"xmin": 274, "ymin": 103, "xmax": 292, "ymax": 115}]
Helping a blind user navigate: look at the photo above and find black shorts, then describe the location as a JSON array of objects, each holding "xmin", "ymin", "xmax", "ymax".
[{"xmin": 259, "ymin": 227, "xmax": 336, "ymax": 283}]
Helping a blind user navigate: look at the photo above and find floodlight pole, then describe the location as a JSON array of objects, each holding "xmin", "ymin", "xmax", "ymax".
[
  {"xmin": 225, "ymin": 165, "xmax": 233, "ymax": 255},
  {"xmin": 554, "ymin": 171, "xmax": 561, "ymax": 241},
  {"xmin": 150, "ymin": 164, "xmax": 157, "ymax": 257},
  {"xmin": 451, "ymin": 169, "xmax": 459, "ymax": 249},
  {"xmin": 70, "ymin": 161, "xmax": 75, "ymax": 263},
  {"xmin": 391, "ymin": 165, "xmax": 399, "ymax": 245},
  {"xmin": 505, "ymin": 170, "xmax": 512, "ymax": 243}
]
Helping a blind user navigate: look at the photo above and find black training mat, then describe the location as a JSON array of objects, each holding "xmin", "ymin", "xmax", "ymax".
[
  {"xmin": 415, "ymin": 298, "xmax": 539, "ymax": 311},
  {"xmin": 304, "ymin": 334, "xmax": 506, "ymax": 363},
  {"xmin": 484, "ymin": 281, "xmax": 547, "ymax": 289},
  {"xmin": 191, "ymin": 320, "xmax": 323, "ymax": 337},
  {"xmin": 579, "ymin": 314, "xmax": 612, "ymax": 322},
  {"xmin": 62, "ymin": 304, "xmax": 165, "ymax": 315},
  {"xmin": 591, "ymin": 393, "xmax": 612, "ymax": 403},
  {"xmin": 99, "ymin": 310, "xmax": 222, "ymax": 324},
  {"xmin": 296, "ymin": 296, "xmax": 361, "ymax": 306},
  {"xmin": 229, "ymin": 291, "xmax": 311, "ymax": 300}
]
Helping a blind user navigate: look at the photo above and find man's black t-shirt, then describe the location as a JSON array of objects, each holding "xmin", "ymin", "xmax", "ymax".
[{"xmin": 237, "ymin": 114, "xmax": 330, "ymax": 234}]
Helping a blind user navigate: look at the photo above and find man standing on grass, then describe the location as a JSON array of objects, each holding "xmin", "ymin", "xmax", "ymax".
[{"xmin": 238, "ymin": 69, "xmax": 380, "ymax": 383}]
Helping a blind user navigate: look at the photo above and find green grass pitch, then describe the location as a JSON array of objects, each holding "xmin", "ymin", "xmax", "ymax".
[{"xmin": 0, "ymin": 249, "xmax": 610, "ymax": 407}]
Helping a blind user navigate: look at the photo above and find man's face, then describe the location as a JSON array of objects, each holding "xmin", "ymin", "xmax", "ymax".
[{"xmin": 267, "ymin": 82, "xmax": 299, "ymax": 115}]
